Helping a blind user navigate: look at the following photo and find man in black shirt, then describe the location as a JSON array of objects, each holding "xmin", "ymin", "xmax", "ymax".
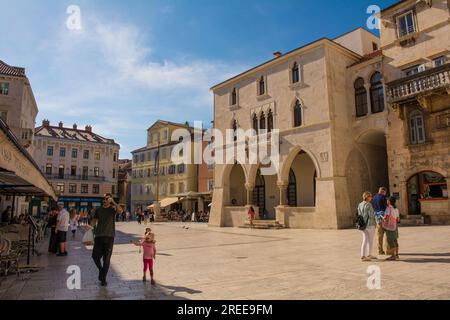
[{"xmin": 91, "ymin": 193, "xmax": 123, "ymax": 286}]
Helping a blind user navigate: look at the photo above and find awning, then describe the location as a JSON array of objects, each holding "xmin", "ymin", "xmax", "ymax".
[
  {"xmin": 147, "ymin": 197, "xmax": 180, "ymax": 209},
  {"xmin": 0, "ymin": 119, "xmax": 56, "ymax": 199}
]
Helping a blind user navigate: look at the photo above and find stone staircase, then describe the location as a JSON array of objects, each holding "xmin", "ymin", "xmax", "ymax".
[
  {"xmin": 240, "ymin": 220, "xmax": 285, "ymax": 229},
  {"xmin": 400, "ymin": 215, "xmax": 425, "ymax": 226}
]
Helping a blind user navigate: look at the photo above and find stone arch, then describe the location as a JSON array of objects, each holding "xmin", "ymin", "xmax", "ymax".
[{"xmin": 279, "ymin": 145, "xmax": 321, "ymax": 184}]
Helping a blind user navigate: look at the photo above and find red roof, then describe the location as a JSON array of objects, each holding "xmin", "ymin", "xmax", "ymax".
[
  {"xmin": 0, "ymin": 60, "xmax": 26, "ymax": 77},
  {"xmin": 349, "ymin": 50, "xmax": 383, "ymax": 67}
]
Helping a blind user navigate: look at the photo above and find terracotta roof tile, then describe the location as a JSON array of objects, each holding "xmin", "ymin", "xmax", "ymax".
[
  {"xmin": 34, "ymin": 125, "xmax": 117, "ymax": 145},
  {"xmin": 0, "ymin": 60, "xmax": 26, "ymax": 77}
]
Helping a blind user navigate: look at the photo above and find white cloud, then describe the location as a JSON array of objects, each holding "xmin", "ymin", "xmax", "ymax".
[{"xmin": 35, "ymin": 14, "xmax": 245, "ymax": 158}]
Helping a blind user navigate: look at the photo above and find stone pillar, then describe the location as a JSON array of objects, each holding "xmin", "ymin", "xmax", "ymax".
[
  {"xmin": 245, "ymin": 183, "xmax": 254, "ymax": 206},
  {"xmin": 277, "ymin": 181, "xmax": 288, "ymax": 206}
]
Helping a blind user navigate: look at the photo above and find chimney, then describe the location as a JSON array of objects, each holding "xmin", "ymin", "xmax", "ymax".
[
  {"xmin": 58, "ymin": 121, "xmax": 63, "ymax": 128},
  {"xmin": 273, "ymin": 51, "xmax": 282, "ymax": 58},
  {"xmin": 42, "ymin": 119, "xmax": 50, "ymax": 127},
  {"xmin": 85, "ymin": 125, "xmax": 92, "ymax": 132},
  {"xmin": 73, "ymin": 123, "xmax": 78, "ymax": 130}
]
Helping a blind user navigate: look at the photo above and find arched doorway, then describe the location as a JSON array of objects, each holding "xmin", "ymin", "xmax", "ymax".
[
  {"xmin": 287, "ymin": 151, "xmax": 316, "ymax": 207},
  {"xmin": 252, "ymin": 169, "xmax": 265, "ymax": 213},
  {"xmin": 407, "ymin": 171, "xmax": 448, "ymax": 215},
  {"xmin": 229, "ymin": 164, "xmax": 246, "ymax": 206}
]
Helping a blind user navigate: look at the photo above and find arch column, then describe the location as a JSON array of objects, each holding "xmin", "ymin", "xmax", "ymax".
[
  {"xmin": 245, "ymin": 182, "xmax": 254, "ymax": 206},
  {"xmin": 277, "ymin": 181, "xmax": 288, "ymax": 206}
]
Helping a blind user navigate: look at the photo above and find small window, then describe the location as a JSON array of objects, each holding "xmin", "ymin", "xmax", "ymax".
[
  {"xmin": 94, "ymin": 167, "xmax": 100, "ymax": 177},
  {"xmin": 0, "ymin": 83, "xmax": 9, "ymax": 95},
  {"xmin": 252, "ymin": 113, "xmax": 258, "ymax": 133},
  {"xmin": 433, "ymin": 56, "xmax": 445, "ymax": 68},
  {"xmin": 93, "ymin": 184, "xmax": 100, "ymax": 194},
  {"xmin": 45, "ymin": 164, "xmax": 53, "ymax": 175},
  {"xmin": 354, "ymin": 78, "xmax": 368, "ymax": 117},
  {"xmin": 258, "ymin": 76, "xmax": 266, "ymax": 95},
  {"xmin": 231, "ymin": 88, "xmax": 237, "ymax": 106},
  {"xmin": 82, "ymin": 166, "xmax": 89, "ymax": 179},
  {"xmin": 259, "ymin": 112, "xmax": 266, "ymax": 132},
  {"xmin": 69, "ymin": 184, "xmax": 77, "ymax": 194},
  {"xmin": 56, "ymin": 183, "xmax": 65, "ymax": 194},
  {"xmin": 83, "ymin": 150, "xmax": 89, "ymax": 159},
  {"xmin": 58, "ymin": 165, "xmax": 65, "ymax": 179},
  {"xmin": 232, "ymin": 119, "xmax": 238, "ymax": 142},
  {"xmin": 292, "ymin": 62, "xmax": 300, "ymax": 83},
  {"xmin": 267, "ymin": 109, "xmax": 274, "ymax": 132},
  {"xmin": 403, "ymin": 65, "xmax": 421, "ymax": 76},
  {"xmin": 397, "ymin": 11, "xmax": 415, "ymax": 37},
  {"xmin": 170, "ymin": 183, "xmax": 175, "ymax": 194},
  {"xmin": 177, "ymin": 164, "xmax": 185, "ymax": 174},
  {"xmin": 370, "ymin": 72, "xmax": 385, "ymax": 114},
  {"xmin": 47, "ymin": 146, "xmax": 54, "ymax": 156},
  {"xmin": 72, "ymin": 148, "xmax": 78, "ymax": 158},
  {"xmin": 71, "ymin": 165, "xmax": 77, "ymax": 176},
  {"xmin": 0, "ymin": 111, "xmax": 7, "ymax": 122},
  {"xmin": 294, "ymin": 100, "xmax": 303, "ymax": 127},
  {"xmin": 113, "ymin": 153, "xmax": 118, "ymax": 162},
  {"xmin": 112, "ymin": 185, "xmax": 116, "ymax": 195},
  {"xmin": 409, "ymin": 111, "xmax": 426, "ymax": 144},
  {"xmin": 60, "ymin": 147, "xmax": 66, "ymax": 157},
  {"xmin": 94, "ymin": 151, "xmax": 100, "ymax": 161},
  {"xmin": 81, "ymin": 184, "xmax": 89, "ymax": 194},
  {"xmin": 372, "ymin": 42, "xmax": 378, "ymax": 51},
  {"xmin": 112, "ymin": 168, "xmax": 116, "ymax": 179}
]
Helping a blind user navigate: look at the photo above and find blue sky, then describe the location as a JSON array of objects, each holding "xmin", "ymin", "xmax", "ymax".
[{"xmin": 0, "ymin": 0, "xmax": 397, "ymax": 158}]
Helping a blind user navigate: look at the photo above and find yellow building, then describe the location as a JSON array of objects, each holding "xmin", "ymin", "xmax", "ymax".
[{"xmin": 131, "ymin": 120, "xmax": 198, "ymax": 213}]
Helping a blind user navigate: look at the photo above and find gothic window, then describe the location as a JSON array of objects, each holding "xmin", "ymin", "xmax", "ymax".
[
  {"xmin": 354, "ymin": 77, "xmax": 368, "ymax": 117},
  {"xmin": 294, "ymin": 100, "xmax": 303, "ymax": 127},
  {"xmin": 370, "ymin": 72, "xmax": 385, "ymax": 114}
]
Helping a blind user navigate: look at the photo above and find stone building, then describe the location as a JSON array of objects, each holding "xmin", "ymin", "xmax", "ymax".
[
  {"xmin": 130, "ymin": 120, "xmax": 198, "ymax": 213},
  {"xmin": 33, "ymin": 120, "xmax": 120, "ymax": 212},
  {"xmin": 381, "ymin": 0, "xmax": 449, "ymax": 223},
  {"xmin": 209, "ymin": 0, "xmax": 449, "ymax": 229},
  {"xmin": 0, "ymin": 60, "xmax": 45, "ymax": 215}
]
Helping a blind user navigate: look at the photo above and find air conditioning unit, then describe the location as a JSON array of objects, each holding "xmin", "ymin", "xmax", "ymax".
[{"xmin": 418, "ymin": 64, "xmax": 426, "ymax": 73}]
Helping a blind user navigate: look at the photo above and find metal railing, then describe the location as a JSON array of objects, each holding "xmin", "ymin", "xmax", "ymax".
[{"xmin": 45, "ymin": 174, "xmax": 106, "ymax": 182}]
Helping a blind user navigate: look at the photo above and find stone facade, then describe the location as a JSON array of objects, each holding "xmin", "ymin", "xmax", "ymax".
[
  {"xmin": 209, "ymin": 0, "xmax": 449, "ymax": 229},
  {"xmin": 381, "ymin": 0, "xmax": 450, "ymax": 223},
  {"xmin": 33, "ymin": 121, "xmax": 120, "ymax": 212},
  {"xmin": 0, "ymin": 60, "xmax": 40, "ymax": 214}
]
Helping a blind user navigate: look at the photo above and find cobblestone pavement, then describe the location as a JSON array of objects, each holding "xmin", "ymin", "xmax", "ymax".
[{"xmin": 1, "ymin": 222, "xmax": 450, "ymax": 300}]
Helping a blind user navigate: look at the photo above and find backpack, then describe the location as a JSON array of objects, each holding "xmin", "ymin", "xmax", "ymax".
[{"xmin": 355, "ymin": 203, "xmax": 370, "ymax": 231}]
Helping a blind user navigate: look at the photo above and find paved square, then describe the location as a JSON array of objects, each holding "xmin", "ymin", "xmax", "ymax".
[{"xmin": 1, "ymin": 222, "xmax": 450, "ymax": 300}]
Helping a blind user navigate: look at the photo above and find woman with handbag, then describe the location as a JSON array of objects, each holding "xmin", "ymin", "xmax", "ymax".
[
  {"xmin": 383, "ymin": 196, "xmax": 400, "ymax": 261},
  {"xmin": 358, "ymin": 191, "xmax": 376, "ymax": 262}
]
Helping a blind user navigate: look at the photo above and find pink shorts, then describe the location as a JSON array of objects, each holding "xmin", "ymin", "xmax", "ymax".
[{"xmin": 143, "ymin": 259, "xmax": 154, "ymax": 272}]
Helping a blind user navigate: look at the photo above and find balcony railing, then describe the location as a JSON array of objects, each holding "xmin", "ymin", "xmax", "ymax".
[
  {"xmin": 387, "ymin": 63, "xmax": 450, "ymax": 103},
  {"xmin": 45, "ymin": 174, "xmax": 106, "ymax": 182}
]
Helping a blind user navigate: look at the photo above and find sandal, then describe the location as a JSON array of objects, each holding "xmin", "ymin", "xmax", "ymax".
[{"xmin": 386, "ymin": 256, "xmax": 397, "ymax": 261}]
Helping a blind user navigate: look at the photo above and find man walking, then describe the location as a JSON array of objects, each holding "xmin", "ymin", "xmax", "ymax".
[
  {"xmin": 372, "ymin": 187, "xmax": 388, "ymax": 255},
  {"xmin": 55, "ymin": 204, "xmax": 70, "ymax": 256},
  {"xmin": 91, "ymin": 193, "xmax": 123, "ymax": 286}
]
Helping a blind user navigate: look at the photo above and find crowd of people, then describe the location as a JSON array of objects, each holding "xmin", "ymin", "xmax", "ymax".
[
  {"xmin": 357, "ymin": 187, "xmax": 400, "ymax": 262},
  {"xmin": 164, "ymin": 209, "xmax": 209, "ymax": 222}
]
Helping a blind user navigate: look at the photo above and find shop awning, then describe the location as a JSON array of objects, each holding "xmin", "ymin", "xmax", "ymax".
[
  {"xmin": 0, "ymin": 119, "xmax": 56, "ymax": 199},
  {"xmin": 147, "ymin": 197, "xmax": 180, "ymax": 209}
]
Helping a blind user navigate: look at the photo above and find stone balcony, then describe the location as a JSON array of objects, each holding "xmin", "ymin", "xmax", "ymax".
[{"xmin": 387, "ymin": 63, "xmax": 450, "ymax": 104}]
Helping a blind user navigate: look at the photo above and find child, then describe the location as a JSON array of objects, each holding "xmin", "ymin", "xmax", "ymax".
[
  {"xmin": 132, "ymin": 232, "xmax": 156, "ymax": 284},
  {"xmin": 383, "ymin": 196, "xmax": 400, "ymax": 261},
  {"xmin": 69, "ymin": 210, "xmax": 79, "ymax": 240}
]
